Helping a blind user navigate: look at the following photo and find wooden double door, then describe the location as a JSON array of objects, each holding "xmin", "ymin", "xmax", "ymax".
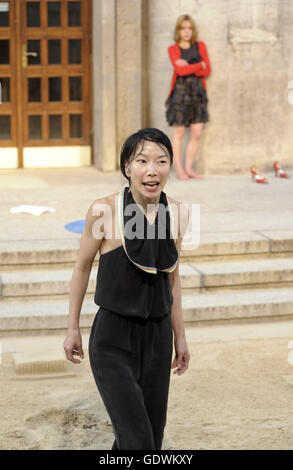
[{"xmin": 0, "ymin": 0, "xmax": 92, "ymax": 167}]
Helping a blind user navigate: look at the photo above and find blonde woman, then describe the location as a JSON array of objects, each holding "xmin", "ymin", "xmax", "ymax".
[{"xmin": 165, "ymin": 14, "xmax": 211, "ymax": 180}]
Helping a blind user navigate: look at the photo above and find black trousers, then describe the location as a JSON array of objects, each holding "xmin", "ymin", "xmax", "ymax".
[{"xmin": 88, "ymin": 307, "xmax": 173, "ymax": 450}]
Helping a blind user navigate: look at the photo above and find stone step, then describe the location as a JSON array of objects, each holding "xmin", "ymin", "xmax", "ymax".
[
  {"xmin": 187, "ymin": 257, "xmax": 293, "ymax": 288},
  {"xmin": 182, "ymin": 231, "xmax": 293, "ymax": 258},
  {"xmin": 1, "ymin": 288, "xmax": 293, "ymax": 333},
  {"xmin": 0, "ymin": 239, "xmax": 81, "ymax": 267},
  {"xmin": 0, "ymin": 269, "xmax": 97, "ymax": 298},
  {"xmin": 2, "ymin": 258, "xmax": 293, "ymax": 299},
  {"xmin": 1, "ymin": 231, "xmax": 293, "ymax": 268}
]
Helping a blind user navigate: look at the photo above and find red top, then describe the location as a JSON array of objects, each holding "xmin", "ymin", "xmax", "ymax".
[{"xmin": 167, "ymin": 41, "xmax": 211, "ymax": 98}]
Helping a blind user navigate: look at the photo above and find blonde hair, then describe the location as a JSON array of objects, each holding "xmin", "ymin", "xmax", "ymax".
[{"xmin": 174, "ymin": 14, "xmax": 197, "ymax": 44}]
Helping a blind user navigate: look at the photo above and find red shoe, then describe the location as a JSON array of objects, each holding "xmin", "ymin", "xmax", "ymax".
[
  {"xmin": 250, "ymin": 166, "xmax": 268, "ymax": 184},
  {"xmin": 273, "ymin": 161, "xmax": 290, "ymax": 178}
]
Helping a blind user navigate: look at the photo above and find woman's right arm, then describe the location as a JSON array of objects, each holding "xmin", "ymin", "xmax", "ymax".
[
  {"xmin": 63, "ymin": 200, "xmax": 105, "ymax": 363},
  {"xmin": 168, "ymin": 46, "xmax": 204, "ymax": 76}
]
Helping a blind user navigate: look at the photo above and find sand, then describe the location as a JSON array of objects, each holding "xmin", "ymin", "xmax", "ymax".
[{"xmin": 1, "ymin": 321, "xmax": 293, "ymax": 450}]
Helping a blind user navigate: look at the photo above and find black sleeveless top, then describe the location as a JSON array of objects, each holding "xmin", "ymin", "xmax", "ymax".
[
  {"xmin": 179, "ymin": 43, "xmax": 201, "ymax": 65},
  {"xmin": 94, "ymin": 186, "xmax": 179, "ymax": 319}
]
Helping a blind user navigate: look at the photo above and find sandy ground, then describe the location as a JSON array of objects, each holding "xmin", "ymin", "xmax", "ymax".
[{"xmin": 1, "ymin": 321, "xmax": 293, "ymax": 451}]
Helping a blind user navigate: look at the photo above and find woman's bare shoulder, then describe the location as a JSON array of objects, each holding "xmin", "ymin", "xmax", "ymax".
[
  {"xmin": 82, "ymin": 193, "xmax": 120, "ymax": 230},
  {"xmin": 166, "ymin": 195, "xmax": 187, "ymax": 215},
  {"xmin": 166, "ymin": 194, "xmax": 180, "ymax": 206},
  {"xmin": 89, "ymin": 192, "xmax": 121, "ymax": 213},
  {"xmin": 167, "ymin": 194, "xmax": 189, "ymax": 239}
]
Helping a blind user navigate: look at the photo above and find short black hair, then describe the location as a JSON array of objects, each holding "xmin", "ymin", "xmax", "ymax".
[{"xmin": 120, "ymin": 128, "xmax": 173, "ymax": 183}]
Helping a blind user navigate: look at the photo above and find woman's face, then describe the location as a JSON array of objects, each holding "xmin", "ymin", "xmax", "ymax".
[
  {"xmin": 125, "ymin": 140, "xmax": 171, "ymax": 198},
  {"xmin": 179, "ymin": 20, "xmax": 193, "ymax": 42}
]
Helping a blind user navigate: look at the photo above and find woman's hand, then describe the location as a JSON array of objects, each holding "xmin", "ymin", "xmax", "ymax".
[
  {"xmin": 175, "ymin": 58, "xmax": 189, "ymax": 66},
  {"xmin": 171, "ymin": 336, "xmax": 190, "ymax": 375},
  {"xmin": 63, "ymin": 328, "xmax": 84, "ymax": 364},
  {"xmin": 201, "ymin": 61, "xmax": 207, "ymax": 69}
]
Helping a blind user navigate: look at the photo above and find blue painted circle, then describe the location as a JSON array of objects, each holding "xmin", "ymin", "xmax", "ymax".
[{"xmin": 64, "ymin": 219, "xmax": 86, "ymax": 234}]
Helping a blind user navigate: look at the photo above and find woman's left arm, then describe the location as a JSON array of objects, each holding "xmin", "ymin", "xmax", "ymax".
[{"xmin": 168, "ymin": 205, "xmax": 190, "ymax": 376}]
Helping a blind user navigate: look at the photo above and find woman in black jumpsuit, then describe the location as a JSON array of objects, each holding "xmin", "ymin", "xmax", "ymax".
[{"xmin": 63, "ymin": 128, "xmax": 190, "ymax": 450}]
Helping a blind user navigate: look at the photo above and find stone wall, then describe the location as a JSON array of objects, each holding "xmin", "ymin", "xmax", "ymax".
[
  {"xmin": 92, "ymin": 0, "xmax": 293, "ymax": 174},
  {"xmin": 149, "ymin": 0, "xmax": 293, "ymax": 174}
]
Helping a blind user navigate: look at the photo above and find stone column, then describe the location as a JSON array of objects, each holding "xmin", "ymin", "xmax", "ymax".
[
  {"xmin": 92, "ymin": 0, "xmax": 116, "ymax": 171},
  {"xmin": 116, "ymin": 0, "xmax": 148, "ymax": 166}
]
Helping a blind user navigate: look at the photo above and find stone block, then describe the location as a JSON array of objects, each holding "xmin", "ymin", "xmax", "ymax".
[{"xmin": 13, "ymin": 351, "xmax": 67, "ymax": 375}]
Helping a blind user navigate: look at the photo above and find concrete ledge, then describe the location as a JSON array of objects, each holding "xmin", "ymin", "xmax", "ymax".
[
  {"xmin": 183, "ymin": 288, "xmax": 293, "ymax": 322},
  {"xmin": 1, "ymin": 264, "xmax": 200, "ymax": 298},
  {"xmin": 258, "ymin": 231, "xmax": 293, "ymax": 253},
  {"xmin": 2, "ymin": 231, "xmax": 293, "ymax": 267},
  {"xmin": 181, "ymin": 231, "xmax": 270, "ymax": 257},
  {"xmin": 179, "ymin": 264, "xmax": 201, "ymax": 288},
  {"xmin": 2, "ymin": 351, "xmax": 76, "ymax": 380},
  {"xmin": 1, "ymin": 288, "xmax": 293, "ymax": 332},
  {"xmin": 13, "ymin": 351, "xmax": 67, "ymax": 375},
  {"xmin": 0, "ymin": 301, "xmax": 96, "ymax": 332},
  {"xmin": 2, "ymin": 257, "xmax": 293, "ymax": 298},
  {"xmin": 1, "ymin": 269, "xmax": 97, "ymax": 297},
  {"xmin": 0, "ymin": 240, "xmax": 81, "ymax": 265},
  {"xmin": 190, "ymin": 258, "xmax": 293, "ymax": 288}
]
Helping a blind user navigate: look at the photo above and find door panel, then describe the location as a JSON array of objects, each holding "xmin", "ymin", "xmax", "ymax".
[
  {"xmin": 0, "ymin": 0, "xmax": 92, "ymax": 167},
  {"xmin": 21, "ymin": 0, "xmax": 91, "ymax": 149},
  {"xmin": 0, "ymin": 1, "xmax": 17, "ymax": 148}
]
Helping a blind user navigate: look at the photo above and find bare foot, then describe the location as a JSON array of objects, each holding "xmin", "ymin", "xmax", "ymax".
[
  {"xmin": 176, "ymin": 169, "xmax": 190, "ymax": 180},
  {"xmin": 185, "ymin": 169, "xmax": 203, "ymax": 179}
]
